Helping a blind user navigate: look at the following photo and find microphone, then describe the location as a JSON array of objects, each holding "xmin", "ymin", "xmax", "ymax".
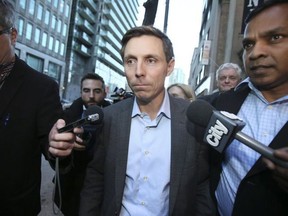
[
  {"xmin": 186, "ymin": 99, "xmax": 288, "ymax": 168},
  {"xmin": 58, "ymin": 105, "xmax": 104, "ymax": 133}
]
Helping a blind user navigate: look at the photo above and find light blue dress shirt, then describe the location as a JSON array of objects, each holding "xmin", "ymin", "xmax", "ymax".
[
  {"xmin": 120, "ymin": 91, "xmax": 172, "ymax": 216},
  {"xmin": 216, "ymin": 78, "xmax": 288, "ymax": 216}
]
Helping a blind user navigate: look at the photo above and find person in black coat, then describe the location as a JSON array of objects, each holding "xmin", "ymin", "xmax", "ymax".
[
  {"xmin": 204, "ymin": 1, "xmax": 288, "ymax": 215},
  {"xmin": 0, "ymin": 1, "xmax": 62, "ymax": 215},
  {"xmin": 53, "ymin": 73, "xmax": 111, "ymax": 216}
]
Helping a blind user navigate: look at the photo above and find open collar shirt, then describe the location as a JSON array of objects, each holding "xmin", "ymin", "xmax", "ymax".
[
  {"xmin": 121, "ymin": 90, "xmax": 171, "ymax": 216},
  {"xmin": 216, "ymin": 78, "xmax": 288, "ymax": 216}
]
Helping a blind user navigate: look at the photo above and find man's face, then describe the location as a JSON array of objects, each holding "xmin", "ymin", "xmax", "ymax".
[
  {"xmin": 242, "ymin": 4, "xmax": 288, "ymax": 94},
  {"xmin": 217, "ymin": 68, "xmax": 241, "ymax": 92},
  {"xmin": 0, "ymin": 26, "xmax": 17, "ymax": 64},
  {"xmin": 81, "ymin": 79, "xmax": 106, "ymax": 107},
  {"xmin": 123, "ymin": 35, "xmax": 174, "ymax": 105}
]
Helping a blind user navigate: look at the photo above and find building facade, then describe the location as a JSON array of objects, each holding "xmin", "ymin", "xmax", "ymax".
[
  {"xmin": 11, "ymin": 0, "xmax": 71, "ymax": 97},
  {"xmin": 64, "ymin": 0, "xmax": 141, "ymax": 101},
  {"xmin": 9, "ymin": 0, "xmax": 141, "ymax": 101},
  {"xmin": 189, "ymin": 0, "xmax": 264, "ymax": 96}
]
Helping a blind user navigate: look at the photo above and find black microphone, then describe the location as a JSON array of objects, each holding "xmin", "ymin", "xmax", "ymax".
[
  {"xmin": 186, "ymin": 99, "xmax": 288, "ymax": 168},
  {"xmin": 58, "ymin": 105, "xmax": 104, "ymax": 133}
]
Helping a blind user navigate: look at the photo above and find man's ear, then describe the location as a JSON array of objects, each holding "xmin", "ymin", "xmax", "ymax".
[
  {"xmin": 167, "ymin": 58, "xmax": 175, "ymax": 76},
  {"xmin": 10, "ymin": 28, "xmax": 18, "ymax": 45}
]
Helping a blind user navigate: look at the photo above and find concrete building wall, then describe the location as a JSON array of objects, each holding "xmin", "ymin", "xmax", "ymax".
[{"xmin": 189, "ymin": 0, "xmax": 263, "ymax": 96}]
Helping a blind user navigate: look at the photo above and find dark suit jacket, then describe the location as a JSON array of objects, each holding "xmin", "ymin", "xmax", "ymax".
[
  {"xmin": 54, "ymin": 97, "xmax": 108, "ymax": 216},
  {"xmin": 198, "ymin": 91, "xmax": 221, "ymax": 104},
  {"xmin": 207, "ymin": 84, "xmax": 288, "ymax": 216},
  {"xmin": 54, "ymin": 97, "xmax": 90, "ymax": 216},
  {"xmin": 0, "ymin": 56, "xmax": 62, "ymax": 215},
  {"xmin": 79, "ymin": 95, "xmax": 215, "ymax": 216}
]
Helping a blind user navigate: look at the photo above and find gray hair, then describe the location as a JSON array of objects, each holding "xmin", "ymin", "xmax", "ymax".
[
  {"xmin": 216, "ymin": 63, "xmax": 242, "ymax": 80},
  {"xmin": 0, "ymin": 0, "xmax": 15, "ymax": 28}
]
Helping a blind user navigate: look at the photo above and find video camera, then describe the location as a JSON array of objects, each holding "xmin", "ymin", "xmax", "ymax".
[{"xmin": 111, "ymin": 87, "xmax": 134, "ymax": 103}]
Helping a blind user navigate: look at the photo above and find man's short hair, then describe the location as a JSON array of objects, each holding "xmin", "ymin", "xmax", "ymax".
[
  {"xmin": 0, "ymin": 0, "xmax": 15, "ymax": 28},
  {"xmin": 245, "ymin": 0, "xmax": 288, "ymax": 24},
  {"xmin": 80, "ymin": 73, "xmax": 105, "ymax": 89},
  {"xmin": 120, "ymin": 25, "xmax": 174, "ymax": 63}
]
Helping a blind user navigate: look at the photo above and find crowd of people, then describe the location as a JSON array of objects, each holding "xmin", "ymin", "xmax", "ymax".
[{"xmin": 1, "ymin": 0, "xmax": 288, "ymax": 215}]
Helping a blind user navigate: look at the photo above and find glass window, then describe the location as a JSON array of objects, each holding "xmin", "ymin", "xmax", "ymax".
[
  {"xmin": 26, "ymin": 23, "xmax": 33, "ymax": 40},
  {"xmin": 28, "ymin": 0, "xmax": 35, "ymax": 15},
  {"xmin": 48, "ymin": 61, "xmax": 61, "ymax": 81},
  {"xmin": 20, "ymin": 0, "xmax": 26, "ymax": 9},
  {"xmin": 52, "ymin": 15, "xmax": 56, "ymax": 29},
  {"xmin": 65, "ymin": 3, "xmax": 70, "ymax": 18},
  {"xmin": 62, "ymin": 23, "xmax": 67, "ymax": 37},
  {"xmin": 60, "ymin": 0, "xmax": 65, "ymax": 13},
  {"xmin": 35, "ymin": 28, "xmax": 40, "ymax": 44},
  {"xmin": 37, "ymin": 4, "xmax": 43, "ymax": 20},
  {"xmin": 49, "ymin": 36, "xmax": 54, "ymax": 50},
  {"xmin": 54, "ymin": 39, "xmax": 59, "ymax": 53},
  {"xmin": 18, "ymin": 18, "xmax": 24, "ymax": 36},
  {"xmin": 53, "ymin": 0, "xmax": 59, "ymax": 8},
  {"xmin": 42, "ymin": 32, "xmax": 47, "ymax": 47},
  {"xmin": 45, "ymin": 10, "xmax": 50, "ymax": 25},
  {"xmin": 57, "ymin": 20, "xmax": 62, "ymax": 33},
  {"xmin": 27, "ymin": 54, "xmax": 44, "ymax": 73},
  {"xmin": 60, "ymin": 42, "xmax": 65, "ymax": 56}
]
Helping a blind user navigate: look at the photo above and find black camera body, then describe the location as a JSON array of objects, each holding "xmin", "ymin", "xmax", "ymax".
[{"xmin": 111, "ymin": 87, "xmax": 134, "ymax": 103}]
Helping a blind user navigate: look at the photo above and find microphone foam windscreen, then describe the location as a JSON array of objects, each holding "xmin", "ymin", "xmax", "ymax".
[
  {"xmin": 85, "ymin": 105, "xmax": 104, "ymax": 123},
  {"xmin": 186, "ymin": 99, "xmax": 214, "ymax": 127}
]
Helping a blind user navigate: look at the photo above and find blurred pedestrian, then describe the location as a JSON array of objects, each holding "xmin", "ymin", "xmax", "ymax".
[
  {"xmin": 200, "ymin": 63, "xmax": 242, "ymax": 102},
  {"xmin": 215, "ymin": 63, "xmax": 242, "ymax": 92},
  {"xmin": 168, "ymin": 83, "xmax": 196, "ymax": 101}
]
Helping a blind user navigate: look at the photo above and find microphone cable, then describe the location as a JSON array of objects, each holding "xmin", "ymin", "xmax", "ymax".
[
  {"xmin": 52, "ymin": 157, "xmax": 62, "ymax": 215},
  {"xmin": 50, "ymin": 105, "xmax": 104, "ymax": 214}
]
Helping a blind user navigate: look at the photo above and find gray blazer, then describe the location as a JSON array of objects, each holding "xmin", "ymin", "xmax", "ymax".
[{"xmin": 79, "ymin": 95, "xmax": 214, "ymax": 216}]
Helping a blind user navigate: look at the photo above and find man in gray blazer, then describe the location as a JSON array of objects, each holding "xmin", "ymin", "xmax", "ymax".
[{"xmin": 49, "ymin": 26, "xmax": 214, "ymax": 215}]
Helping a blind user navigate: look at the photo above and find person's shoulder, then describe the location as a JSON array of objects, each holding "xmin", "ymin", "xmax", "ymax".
[
  {"xmin": 169, "ymin": 96, "xmax": 191, "ymax": 111},
  {"xmin": 198, "ymin": 91, "xmax": 220, "ymax": 104},
  {"xmin": 67, "ymin": 98, "xmax": 83, "ymax": 111},
  {"xmin": 217, "ymin": 84, "xmax": 250, "ymax": 100},
  {"xmin": 15, "ymin": 57, "xmax": 58, "ymax": 85},
  {"xmin": 101, "ymin": 99, "xmax": 113, "ymax": 107},
  {"xmin": 104, "ymin": 97, "xmax": 133, "ymax": 113}
]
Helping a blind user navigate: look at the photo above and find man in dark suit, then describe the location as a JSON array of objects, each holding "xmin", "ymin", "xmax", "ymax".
[
  {"xmin": 54, "ymin": 73, "xmax": 111, "ymax": 216},
  {"xmin": 0, "ymin": 1, "xmax": 63, "ymax": 215},
  {"xmin": 49, "ymin": 26, "xmax": 215, "ymax": 215},
  {"xmin": 206, "ymin": 1, "xmax": 288, "ymax": 215}
]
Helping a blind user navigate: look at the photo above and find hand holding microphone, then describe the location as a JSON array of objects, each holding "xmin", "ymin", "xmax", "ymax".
[
  {"xmin": 186, "ymin": 99, "xmax": 288, "ymax": 169},
  {"xmin": 57, "ymin": 105, "xmax": 104, "ymax": 133},
  {"xmin": 49, "ymin": 105, "xmax": 104, "ymax": 157}
]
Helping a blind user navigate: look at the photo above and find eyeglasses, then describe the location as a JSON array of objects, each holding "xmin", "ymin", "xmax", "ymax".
[{"xmin": 0, "ymin": 27, "xmax": 12, "ymax": 36}]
